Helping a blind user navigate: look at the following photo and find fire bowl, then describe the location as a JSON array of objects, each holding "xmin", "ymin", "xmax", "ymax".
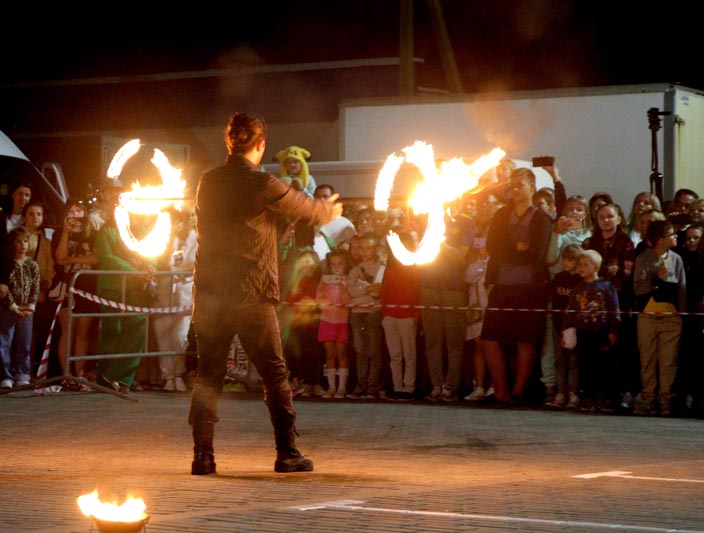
[{"xmin": 92, "ymin": 514, "xmax": 149, "ymax": 533}]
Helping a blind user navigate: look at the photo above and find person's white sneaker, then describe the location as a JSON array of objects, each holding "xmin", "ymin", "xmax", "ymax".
[
  {"xmin": 464, "ymin": 386, "xmax": 486, "ymax": 401},
  {"xmin": 174, "ymin": 377, "xmax": 187, "ymax": 392},
  {"xmin": 1, "ymin": 379, "xmax": 13, "ymax": 389},
  {"xmin": 15, "ymin": 380, "xmax": 30, "ymax": 387},
  {"xmin": 163, "ymin": 379, "xmax": 176, "ymax": 392}
]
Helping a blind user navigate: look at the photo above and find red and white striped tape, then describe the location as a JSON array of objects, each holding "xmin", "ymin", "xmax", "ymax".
[
  {"xmin": 70, "ymin": 287, "xmax": 190, "ymax": 314},
  {"xmin": 284, "ymin": 300, "xmax": 704, "ymax": 317},
  {"xmin": 68, "ymin": 287, "xmax": 703, "ymax": 318},
  {"xmin": 34, "ymin": 300, "xmax": 64, "ymax": 395}
]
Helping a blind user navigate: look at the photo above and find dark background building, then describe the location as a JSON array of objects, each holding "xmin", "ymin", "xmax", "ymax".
[{"xmin": 2, "ymin": 1, "xmax": 701, "ymax": 199}]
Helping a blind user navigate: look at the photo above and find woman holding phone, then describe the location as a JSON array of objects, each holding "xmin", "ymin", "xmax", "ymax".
[{"xmin": 51, "ymin": 198, "xmax": 99, "ymax": 390}]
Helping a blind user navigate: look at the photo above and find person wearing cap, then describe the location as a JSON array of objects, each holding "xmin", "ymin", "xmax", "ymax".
[
  {"xmin": 188, "ymin": 112, "xmax": 342, "ymax": 475},
  {"xmin": 88, "ymin": 177, "xmax": 125, "ymax": 232}
]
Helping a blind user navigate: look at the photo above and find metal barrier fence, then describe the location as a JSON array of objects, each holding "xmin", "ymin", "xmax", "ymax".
[
  {"xmin": 4, "ymin": 267, "xmax": 700, "ymax": 402},
  {"xmin": 7, "ymin": 269, "xmax": 194, "ymax": 401}
]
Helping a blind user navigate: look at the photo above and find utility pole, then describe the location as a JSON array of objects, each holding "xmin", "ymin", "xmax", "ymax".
[
  {"xmin": 399, "ymin": 0, "xmax": 415, "ymax": 97},
  {"xmin": 426, "ymin": 0, "xmax": 464, "ymax": 93},
  {"xmin": 399, "ymin": 0, "xmax": 464, "ymax": 96}
]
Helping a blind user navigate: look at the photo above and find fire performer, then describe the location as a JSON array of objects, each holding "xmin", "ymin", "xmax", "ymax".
[{"xmin": 189, "ymin": 112, "xmax": 342, "ymax": 475}]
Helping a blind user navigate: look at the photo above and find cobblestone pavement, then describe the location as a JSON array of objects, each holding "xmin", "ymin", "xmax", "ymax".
[{"xmin": 1, "ymin": 389, "xmax": 703, "ymax": 532}]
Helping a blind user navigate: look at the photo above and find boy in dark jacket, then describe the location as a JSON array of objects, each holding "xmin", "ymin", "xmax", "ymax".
[{"xmin": 563, "ymin": 249, "xmax": 620, "ymax": 412}]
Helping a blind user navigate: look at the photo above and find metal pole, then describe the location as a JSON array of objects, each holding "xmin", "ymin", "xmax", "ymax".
[
  {"xmin": 426, "ymin": 0, "xmax": 464, "ymax": 93},
  {"xmin": 399, "ymin": 0, "xmax": 415, "ymax": 97}
]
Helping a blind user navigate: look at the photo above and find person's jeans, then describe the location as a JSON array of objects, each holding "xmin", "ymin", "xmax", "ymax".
[
  {"xmin": 350, "ymin": 311, "xmax": 382, "ymax": 393},
  {"xmin": 0, "ymin": 308, "xmax": 33, "ymax": 382}
]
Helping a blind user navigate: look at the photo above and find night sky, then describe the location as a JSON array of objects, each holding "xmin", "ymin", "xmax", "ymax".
[{"xmin": 2, "ymin": 1, "xmax": 703, "ymax": 93}]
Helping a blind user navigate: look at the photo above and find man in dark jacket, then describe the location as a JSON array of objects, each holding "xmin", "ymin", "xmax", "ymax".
[{"xmin": 188, "ymin": 112, "xmax": 342, "ymax": 475}]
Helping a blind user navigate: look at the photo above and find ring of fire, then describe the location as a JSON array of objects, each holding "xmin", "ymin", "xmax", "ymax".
[
  {"xmin": 374, "ymin": 141, "xmax": 505, "ymax": 265},
  {"xmin": 107, "ymin": 139, "xmax": 187, "ymax": 257}
]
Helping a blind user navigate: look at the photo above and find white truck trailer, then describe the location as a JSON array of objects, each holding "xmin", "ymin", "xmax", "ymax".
[{"xmin": 282, "ymin": 83, "xmax": 703, "ymax": 211}]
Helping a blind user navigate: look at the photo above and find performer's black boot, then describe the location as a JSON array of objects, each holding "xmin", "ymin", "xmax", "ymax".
[
  {"xmin": 192, "ymin": 446, "xmax": 216, "ymax": 475},
  {"xmin": 274, "ymin": 427, "xmax": 313, "ymax": 473},
  {"xmin": 192, "ymin": 423, "xmax": 216, "ymax": 475},
  {"xmin": 274, "ymin": 446, "xmax": 314, "ymax": 473}
]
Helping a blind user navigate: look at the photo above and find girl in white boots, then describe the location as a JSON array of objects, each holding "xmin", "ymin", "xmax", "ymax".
[{"xmin": 316, "ymin": 249, "xmax": 352, "ymax": 398}]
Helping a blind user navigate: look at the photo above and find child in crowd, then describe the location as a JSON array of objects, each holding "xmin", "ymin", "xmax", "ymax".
[
  {"xmin": 563, "ymin": 249, "xmax": 620, "ymax": 413},
  {"xmin": 347, "ymin": 234, "xmax": 363, "ymax": 266},
  {"xmin": 0, "ymin": 227, "xmax": 40, "ymax": 389},
  {"xmin": 380, "ymin": 231, "xmax": 421, "ymax": 401},
  {"xmin": 633, "ymin": 208, "xmax": 666, "ymax": 256},
  {"xmin": 632, "ymin": 220, "xmax": 686, "ymax": 416},
  {"xmin": 275, "ymin": 145, "xmax": 317, "ymax": 198},
  {"xmin": 316, "ymin": 249, "xmax": 352, "ymax": 398},
  {"xmin": 626, "ymin": 192, "xmax": 662, "ymax": 247},
  {"xmin": 346, "ymin": 231, "xmax": 385, "ymax": 399},
  {"xmin": 582, "ymin": 202, "xmax": 637, "ymax": 411},
  {"xmin": 583, "ymin": 203, "xmax": 634, "ymax": 302},
  {"xmin": 541, "ymin": 194, "xmax": 592, "ymax": 404},
  {"xmin": 280, "ymin": 249, "xmax": 324, "ymax": 397},
  {"xmin": 548, "ymin": 244, "xmax": 583, "ymax": 409},
  {"xmin": 546, "ymin": 195, "xmax": 592, "ymax": 275},
  {"xmin": 533, "ymin": 187, "xmax": 557, "ymax": 220}
]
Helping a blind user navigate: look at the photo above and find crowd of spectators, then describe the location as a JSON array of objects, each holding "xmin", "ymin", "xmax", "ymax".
[
  {"xmin": 1, "ymin": 154, "xmax": 703, "ymax": 421},
  {"xmin": 274, "ymin": 156, "xmax": 704, "ymax": 419}
]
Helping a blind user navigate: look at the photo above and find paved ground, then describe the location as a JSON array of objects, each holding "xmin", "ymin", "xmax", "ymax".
[{"xmin": 1, "ymin": 388, "xmax": 704, "ymax": 533}]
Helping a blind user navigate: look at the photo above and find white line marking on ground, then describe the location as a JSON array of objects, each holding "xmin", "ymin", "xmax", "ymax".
[
  {"xmin": 285, "ymin": 500, "xmax": 704, "ymax": 532},
  {"xmin": 575, "ymin": 471, "xmax": 704, "ymax": 483}
]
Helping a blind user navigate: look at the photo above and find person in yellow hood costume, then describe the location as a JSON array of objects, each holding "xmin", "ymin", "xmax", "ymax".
[{"xmin": 276, "ymin": 145, "xmax": 317, "ymax": 198}]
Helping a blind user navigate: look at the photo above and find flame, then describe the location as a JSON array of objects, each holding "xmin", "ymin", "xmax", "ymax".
[
  {"xmin": 107, "ymin": 140, "xmax": 141, "ymax": 181},
  {"xmin": 375, "ymin": 141, "xmax": 505, "ymax": 265},
  {"xmin": 107, "ymin": 139, "xmax": 188, "ymax": 257},
  {"xmin": 77, "ymin": 490, "xmax": 147, "ymax": 523}
]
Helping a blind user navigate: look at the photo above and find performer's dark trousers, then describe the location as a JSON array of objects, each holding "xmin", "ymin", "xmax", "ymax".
[{"xmin": 189, "ymin": 299, "xmax": 296, "ymax": 450}]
